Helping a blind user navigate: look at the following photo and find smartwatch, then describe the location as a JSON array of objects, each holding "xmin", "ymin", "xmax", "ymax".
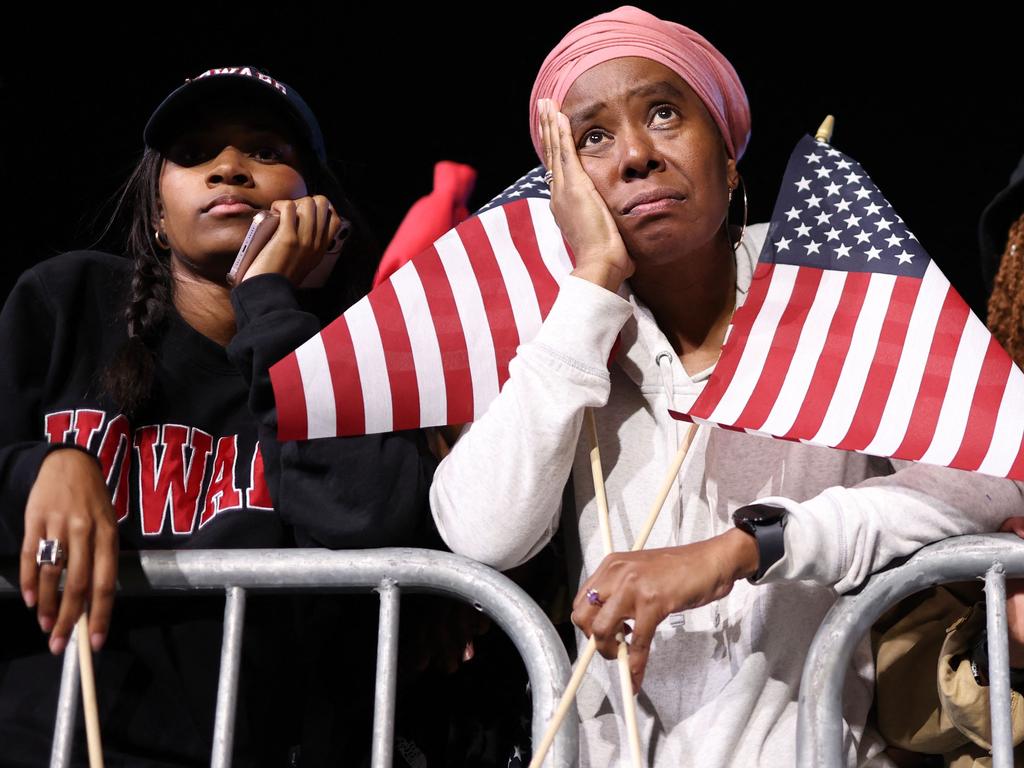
[{"xmin": 732, "ymin": 503, "xmax": 787, "ymax": 582}]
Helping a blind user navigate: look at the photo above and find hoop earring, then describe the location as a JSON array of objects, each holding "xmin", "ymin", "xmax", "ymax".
[
  {"xmin": 727, "ymin": 175, "xmax": 748, "ymax": 252},
  {"xmin": 154, "ymin": 229, "xmax": 171, "ymax": 251}
]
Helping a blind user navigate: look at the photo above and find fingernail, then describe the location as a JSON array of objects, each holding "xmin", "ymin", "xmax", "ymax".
[
  {"xmin": 90, "ymin": 633, "xmax": 105, "ymax": 652},
  {"xmin": 22, "ymin": 589, "xmax": 35, "ymax": 609},
  {"xmin": 39, "ymin": 615, "xmax": 53, "ymax": 633},
  {"xmin": 49, "ymin": 635, "xmax": 66, "ymax": 655},
  {"xmin": 462, "ymin": 641, "xmax": 475, "ymax": 663}
]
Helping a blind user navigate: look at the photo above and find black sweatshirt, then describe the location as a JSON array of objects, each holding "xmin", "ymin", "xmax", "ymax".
[{"xmin": 0, "ymin": 251, "xmax": 435, "ymax": 766}]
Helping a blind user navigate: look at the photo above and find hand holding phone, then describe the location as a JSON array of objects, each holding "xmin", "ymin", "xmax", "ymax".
[{"xmin": 228, "ymin": 195, "xmax": 350, "ymax": 287}]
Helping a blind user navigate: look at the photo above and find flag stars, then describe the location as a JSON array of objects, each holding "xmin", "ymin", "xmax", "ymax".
[
  {"xmin": 825, "ymin": 227, "xmax": 842, "ymax": 241},
  {"xmin": 508, "ymin": 190, "xmax": 524, "ymax": 197},
  {"xmin": 865, "ymin": 246, "xmax": 882, "ymax": 261},
  {"xmin": 815, "ymin": 167, "xmax": 832, "ymax": 179},
  {"xmin": 804, "ymin": 152, "xmax": 822, "ymax": 163},
  {"xmin": 825, "ymin": 182, "xmax": 842, "ymax": 196},
  {"xmin": 854, "ymin": 187, "xmax": 871, "ymax": 200},
  {"xmin": 775, "ymin": 237, "xmax": 792, "ymax": 252},
  {"xmin": 844, "ymin": 172, "xmax": 863, "ymax": 184},
  {"xmin": 835, "ymin": 244, "xmax": 852, "ymax": 259},
  {"xmin": 795, "ymin": 223, "xmax": 812, "ymax": 238},
  {"xmin": 795, "ymin": 177, "xmax": 812, "ymax": 192},
  {"xmin": 855, "ymin": 230, "xmax": 872, "ymax": 244},
  {"xmin": 805, "ymin": 194, "xmax": 822, "ymax": 209},
  {"xmin": 835, "ymin": 159, "xmax": 852, "ymax": 170},
  {"xmin": 815, "ymin": 211, "xmax": 832, "ymax": 225},
  {"xmin": 885, "ymin": 233, "xmax": 904, "ymax": 248},
  {"xmin": 844, "ymin": 213, "xmax": 862, "ymax": 229},
  {"xmin": 895, "ymin": 250, "xmax": 914, "ymax": 265},
  {"xmin": 806, "ymin": 240, "xmax": 823, "ymax": 255},
  {"xmin": 875, "ymin": 217, "xmax": 893, "ymax": 231},
  {"xmin": 826, "ymin": 147, "xmax": 842, "ymax": 157},
  {"xmin": 784, "ymin": 206, "xmax": 801, "ymax": 221},
  {"xmin": 864, "ymin": 202, "xmax": 882, "ymax": 216},
  {"xmin": 835, "ymin": 199, "xmax": 852, "ymax": 213}
]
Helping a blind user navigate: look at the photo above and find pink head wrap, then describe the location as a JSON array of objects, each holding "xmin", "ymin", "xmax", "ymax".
[{"xmin": 528, "ymin": 6, "xmax": 750, "ymax": 162}]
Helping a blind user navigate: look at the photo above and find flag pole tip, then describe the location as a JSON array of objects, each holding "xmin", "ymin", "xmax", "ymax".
[{"xmin": 814, "ymin": 115, "xmax": 835, "ymax": 144}]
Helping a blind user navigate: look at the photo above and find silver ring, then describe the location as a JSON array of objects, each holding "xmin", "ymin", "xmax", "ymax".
[
  {"xmin": 36, "ymin": 538, "xmax": 65, "ymax": 567},
  {"xmin": 543, "ymin": 170, "xmax": 554, "ymax": 186}
]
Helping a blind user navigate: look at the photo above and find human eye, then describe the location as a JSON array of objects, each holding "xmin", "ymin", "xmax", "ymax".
[
  {"xmin": 578, "ymin": 129, "xmax": 608, "ymax": 149},
  {"xmin": 252, "ymin": 146, "xmax": 284, "ymax": 162},
  {"xmin": 650, "ymin": 104, "xmax": 681, "ymax": 127},
  {"xmin": 167, "ymin": 140, "xmax": 209, "ymax": 166}
]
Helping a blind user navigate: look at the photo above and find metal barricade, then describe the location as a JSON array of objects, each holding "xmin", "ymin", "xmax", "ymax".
[
  {"xmin": 797, "ymin": 533, "xmax": 1024, "ymax": 768},
  {"xmin": 0, "ymin": 548, "xmax": 577, "ymax": 768}
]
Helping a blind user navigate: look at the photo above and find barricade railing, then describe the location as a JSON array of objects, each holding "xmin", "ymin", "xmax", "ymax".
[
  {"xmin": 797, "ymin": 533, "xmax": 1024, "ymax": 768},
  {"xmin": 0, "ymin": 548, "xmax": 577, "ymax": 768}
]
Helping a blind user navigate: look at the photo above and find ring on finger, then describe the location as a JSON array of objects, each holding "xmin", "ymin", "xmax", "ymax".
[
  {"xmin": 36, "ymin": 538, "xmax": 65, "ymax": 568},
  {"xmin": 586, "ymin": 588, "xmax": 604, "ymax": 607},
  {"xmin": 543, "ymin": 169, "xmax": 554, "ymax": 186}
]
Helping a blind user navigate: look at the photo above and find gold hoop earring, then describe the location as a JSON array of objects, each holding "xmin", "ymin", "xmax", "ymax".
[
  {"xmin": 727, "ymin": 176, "xmax": 748, "ymax": 252},
  {"xmin": 154, "ymin": 229, "xmax": 171, "ymax": 251}
]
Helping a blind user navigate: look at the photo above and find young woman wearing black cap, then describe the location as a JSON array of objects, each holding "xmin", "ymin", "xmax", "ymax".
[{"xmin": 0, "ymin": 66, "xmax": 436, "ymax": 765}]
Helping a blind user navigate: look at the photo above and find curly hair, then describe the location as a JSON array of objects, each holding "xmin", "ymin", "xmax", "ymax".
[{"xmin": 987, "ymin": 211, "xmax": 1024, "ymax": 369}]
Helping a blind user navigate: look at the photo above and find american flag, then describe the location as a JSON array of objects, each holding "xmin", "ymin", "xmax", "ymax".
[
  {"xmin": 270, "ymin": 167, "xmax": 571, "ymax": 440},
  {"xmin": 671, "ymin": 134, "xmax": 1024, "ymax": 481}
]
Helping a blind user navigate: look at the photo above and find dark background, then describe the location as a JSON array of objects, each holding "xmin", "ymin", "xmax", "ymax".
[{"xmin": 2, "ymin": 3, "xmax": 1022, "ymax": 313}]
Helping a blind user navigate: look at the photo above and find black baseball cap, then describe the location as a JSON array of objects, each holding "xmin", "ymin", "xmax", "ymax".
[{"xmin": 143, "ymin": 66, "xmax": 327, "ymax": 161}]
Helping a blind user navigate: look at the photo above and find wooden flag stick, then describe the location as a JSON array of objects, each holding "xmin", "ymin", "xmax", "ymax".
[
  {"xmin": 814, "ymin": 115, "xmax": 835, "ymax": 144},
  {"xmin": 584, "ymin": 409, "xmax": 643, "ymax": 768},
  {"xmin": 528, "ymin": 421, "xmax": 699, "ymax": 768},
  {"xmin": 76, "ymin": 613, "xmax": 104, "ymax": 768}
]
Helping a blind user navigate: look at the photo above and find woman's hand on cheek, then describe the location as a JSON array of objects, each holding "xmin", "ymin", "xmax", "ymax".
[
  {"xmin": 538, "ymin": 98, "xmax": 634, "ymax": 293},
  {"xmin": 242, "ymin": 195, "xmax": 343, "ymax": 286},
  {"xmin": 20, "ymin": 448, "xmax": 118, "ymax": 655}
]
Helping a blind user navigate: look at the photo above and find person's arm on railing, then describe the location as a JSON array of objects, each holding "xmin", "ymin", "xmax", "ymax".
[{"xmin": 752, "ymin": 460, "xmax": 1024, "ymax": 594}]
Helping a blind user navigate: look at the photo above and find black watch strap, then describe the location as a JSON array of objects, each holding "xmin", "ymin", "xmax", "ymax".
[{"xmin": 732, "ymin": 503, "xmax": 787, "ymax": 582}]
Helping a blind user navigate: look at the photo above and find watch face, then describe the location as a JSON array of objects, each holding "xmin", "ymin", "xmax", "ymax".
[{"xmin": 733, "ymin": 503, "xmax": 786, "ymax": 526}]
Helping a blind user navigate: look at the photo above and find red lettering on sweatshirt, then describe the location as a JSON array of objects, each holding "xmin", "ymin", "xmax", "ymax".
[
  {"xmin": 246, "ymin": 442, "xmax": 273, "ymax": 510},
  {"xmin": 199, "ymin": 436, "xmax": 242, "ymax": 527},
  {"xmin": 135, "ymin": 424, "xmax": 213, "ymax": 536},
  {"xmin": 44, "ymin": 411, "xmax": 74, "ymax": 443},
  {"xmin": 72, "ymin": 410, "xmax": 104, "ymax": 450},
  {"xmin": 96, "ymin": 415, "xmax": 131, "ymax": 523}
]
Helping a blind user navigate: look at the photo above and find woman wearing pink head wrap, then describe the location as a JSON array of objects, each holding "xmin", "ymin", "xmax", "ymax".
[{"xmin": 431, "ymin": 7, "xmax": 1017, "ymax": 766}]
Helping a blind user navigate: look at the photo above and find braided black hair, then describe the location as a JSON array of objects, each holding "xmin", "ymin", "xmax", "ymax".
[
  {"xmin": 100, "ymin": 149, "xmax": 171, "ymax": 415},
  {"xmin": 101, "ymin": 145, "xmax": 380, "ymax": 416}
]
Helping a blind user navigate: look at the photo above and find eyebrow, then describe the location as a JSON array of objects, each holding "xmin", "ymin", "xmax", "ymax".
[{"xmin": 568, "ymin": 80, "xmax": 687, "ymax": 132}]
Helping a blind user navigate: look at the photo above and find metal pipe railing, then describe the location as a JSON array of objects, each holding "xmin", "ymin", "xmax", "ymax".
[
  {"xmin": 797, "ymin": 533, "xmax": 1024, "ymax": 767},
  {"xmin": 1, "ymin": 547, "xmax": 577, "ymax": 768}
]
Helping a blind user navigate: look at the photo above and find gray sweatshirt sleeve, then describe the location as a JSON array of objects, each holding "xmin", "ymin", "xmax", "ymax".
[
  {"xmin": 430, "ymin": 275, "xmax": 634, "ymax": 571},
  {"xmin": 756, "ymin": 460, "xmax": 1024, "ymax": 593}
]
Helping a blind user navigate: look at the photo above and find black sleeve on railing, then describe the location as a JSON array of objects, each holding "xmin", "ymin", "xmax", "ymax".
[
  {"xmin": 227, "ymin": 274, "xmax": 438, "ymax": 549},
  {"xmin": 0, "ymin": 269, "xmax": 61, "ymax": 553}
]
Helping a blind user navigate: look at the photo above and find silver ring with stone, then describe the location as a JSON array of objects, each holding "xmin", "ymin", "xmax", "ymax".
[
  {"xmin": 36, "ymin": 538, "xmax": 65, "ymax": 568},
  {"xmin": 586, "ymin": 588, "xmax": 604, "ymax": 607}
]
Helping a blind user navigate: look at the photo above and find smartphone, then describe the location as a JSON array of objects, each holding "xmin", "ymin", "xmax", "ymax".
[
  {"xmin": 227, "ymin": 211, "xmax": 279, "ymax": 286},
  {"xmin": 227, "ymin": 211, "xmax": 351, "ymax": 288}
]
